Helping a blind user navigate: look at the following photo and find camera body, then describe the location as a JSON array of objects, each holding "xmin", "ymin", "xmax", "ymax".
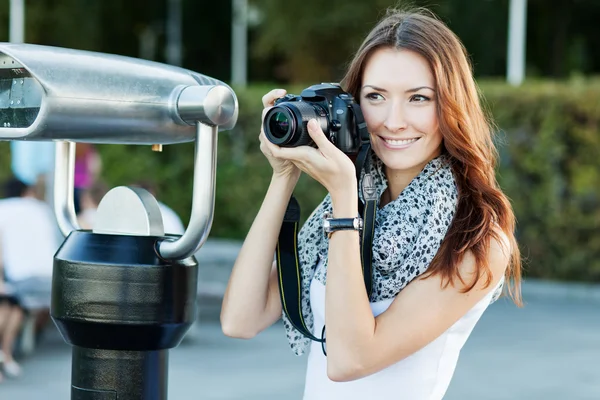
[{"xmin": 263, "ymin": 83, "xmax": 365, "ymax": 155}]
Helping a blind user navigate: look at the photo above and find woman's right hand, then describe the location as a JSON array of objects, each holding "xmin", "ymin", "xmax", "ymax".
[{"xmin": 259, "ymin": 89, "xmax": 301, "ymax": 182}]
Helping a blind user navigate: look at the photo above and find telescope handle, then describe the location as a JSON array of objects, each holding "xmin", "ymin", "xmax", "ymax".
[
  {"xmin": 54, "ymin": 141, "xmax": 80, "ymax": 236},
  {"xmin": 52, "ymin": 122, "xmax": 218, "ymax": 261},
  {"xmin": 158, "ymin": 121, "xmax": 217, "ymax": 260}
]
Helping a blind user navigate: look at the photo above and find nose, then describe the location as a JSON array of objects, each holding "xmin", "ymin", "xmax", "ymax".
[{"xmin": 383, "ymin": 101, "xmax": 407, "ymax": 133}]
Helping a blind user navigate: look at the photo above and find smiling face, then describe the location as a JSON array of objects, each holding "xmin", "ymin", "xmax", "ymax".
[{"xmin": 360, "ymin": 47, "xmax": 443, "ymax": 178}]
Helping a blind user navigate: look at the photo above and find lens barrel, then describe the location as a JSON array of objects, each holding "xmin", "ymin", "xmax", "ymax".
[{"xmin": 263, "ymin": 102, "xmax": 328, "ymax": 147}]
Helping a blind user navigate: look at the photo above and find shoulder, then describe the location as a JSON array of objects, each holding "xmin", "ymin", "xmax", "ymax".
[
  {"xmin": 0, "ymin": 198, "xmax": 16, "ymax": 207},
  {"xmin": 488, "ymin": 225, "xmax": 511, "ymax": 272},
  {"xmin": 456, "ymin": 225, "xmax": 510, "ymax": 291},
  {"xmin": 158, "ymin": 202, "xmax": 178, "ymax": 217}
]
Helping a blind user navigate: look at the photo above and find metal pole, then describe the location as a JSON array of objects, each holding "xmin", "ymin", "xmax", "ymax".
[
  {"xmin": 507, "ymin": 0, "xmax": 527, "ymax": 86},
  {"xmin": 166, "ymin": 0, "xmax": 183, "ymax": 66},
  {"xmin": 9, "ymin": 0, "xmax": 25, "ymax": 43},
  {"xmin": 231, "ymin": 0, "xmax": 248, "ymax": 87}
]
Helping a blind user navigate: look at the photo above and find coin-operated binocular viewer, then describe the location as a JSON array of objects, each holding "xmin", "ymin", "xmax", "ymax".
[{"xmin": 0, "ymin": 43, "xmax": 238, "ymax": 399}]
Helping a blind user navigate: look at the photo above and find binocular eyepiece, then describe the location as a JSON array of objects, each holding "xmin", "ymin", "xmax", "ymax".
[{"xmin": 0, "ymin": 43, "xmax": 237, "ymax": 144}]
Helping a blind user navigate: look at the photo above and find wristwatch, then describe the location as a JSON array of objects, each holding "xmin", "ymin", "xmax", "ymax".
[{"xmin": 323, "ymin": 212, "xmax": 363, "ymax": 238}]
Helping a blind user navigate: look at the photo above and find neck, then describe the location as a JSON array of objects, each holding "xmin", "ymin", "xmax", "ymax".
[
  {"xmin": 384, "ymin": 166, "xmax": 421, "ymax": 202},
  {"xmin": 383, "ymin": 152, "xmax": 442, "ymax": 203}
]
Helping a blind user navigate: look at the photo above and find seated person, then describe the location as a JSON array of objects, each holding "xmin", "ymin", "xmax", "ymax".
[
  {"xmin": 0, "ymin": 285, "xmax": 24, "ymax": 380},
  {"xmin": 0, "ymin": 177, "xmax": 61, "ymax": 367},
  {"xmin": 77, "ymin": 180, "xmax": 109, "ymax": 230},
  {"xmin": 131, "ymin": 180, "xmax": 185, "ymax": 235}
]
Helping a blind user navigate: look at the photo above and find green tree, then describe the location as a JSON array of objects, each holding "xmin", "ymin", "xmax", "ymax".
[
  {"xmin": 0, "ymin": 0, "xmax": 229, "ymax": 78},
  {"xmin": 251, "ymin": 0, "xmax": 405, "ymax": 83},
  {"xmin": 0, "ymin": 0, "xmax": 104, "ymax": 50},
  {"xmin": 249, "ymin": 0, "xmax": 600, "ymax": 83}
]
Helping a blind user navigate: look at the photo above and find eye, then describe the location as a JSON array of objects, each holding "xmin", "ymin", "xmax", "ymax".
[
  {"xmin": 410, "ymin": 94, "xmax": 430, "ymax": 103},
  {"xmin": 364, "ymin": 92, "xmax": 384, "ymax": 101}
]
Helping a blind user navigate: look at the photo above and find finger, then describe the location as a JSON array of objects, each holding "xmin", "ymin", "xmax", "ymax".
[
  {"xmin": 269, "ymin": 142, "xmax": 318, "ymax": 163},
  {"xmin": 260, "ymin": 134, "xmax": 283, "ymax": 157},
  {"xmin": 259, "ymin": 140, "xmax": 273, "ymax": 157},
  {"xmin": 290, "ymin": 158, "xmax": 328, "ymax": 188},
  {"xmin": 263, "ymin": 138, "xmax": 289, "ymax": 159},
  {"xmin": 261, "ymin": 106, "xmax": 271, "ymax": 124},
  {"xmin": 306, "ymin": 119, "xmax": 335, "ymax": 154},
  {"xmin": 259, "ymin": 132, "xmax": 276, "ymax": 155},
  {"xmin": 291, "ymin": 159, "xmax": 310, "ymax": 175},
  {"xmin": 262, "ymin": 88, "xmax": 287, "ymax": 108}
]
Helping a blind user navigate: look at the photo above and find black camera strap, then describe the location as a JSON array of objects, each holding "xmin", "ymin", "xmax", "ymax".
[
  {"xmin": 276, "ymin": 196, "xmax": 326, "ymax": 343},
  {"xmin": 351, "ymin": 102, "xmax": 371, "ymax": 184},
  {"xmin": 276, "ymin": 105, "xmax": 377, "ymax": 354},
  {"xmin": 351, "ymin": 101, "xmax": 376, "ymax": 304}
]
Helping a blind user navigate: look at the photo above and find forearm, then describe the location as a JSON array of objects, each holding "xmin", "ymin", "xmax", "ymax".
[
  {"xmin": 221, "ymin": 174, "xmax": 298, "ymax": 334},
  {"xmin": 325, "ymin": 192, "xmax": 377, "ymax": 379}
]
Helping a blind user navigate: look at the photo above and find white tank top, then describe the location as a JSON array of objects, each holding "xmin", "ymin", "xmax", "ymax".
[{"xmin": 302, "ymin": 259, "xmax": 502, "ymax": 400}]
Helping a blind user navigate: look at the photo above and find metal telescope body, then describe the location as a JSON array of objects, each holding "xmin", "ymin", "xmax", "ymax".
[{"xmin": 0, "ymin": 43, "xmax": 238, "ymax": 399}]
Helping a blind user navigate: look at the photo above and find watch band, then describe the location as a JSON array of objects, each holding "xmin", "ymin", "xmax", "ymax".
[{"xmin": 323, "ymin": 212, "xmax": 363, "ymax": 237}]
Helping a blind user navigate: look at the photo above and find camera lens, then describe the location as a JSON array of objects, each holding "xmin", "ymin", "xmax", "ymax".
[
  {"xmin": 268, "ymin": 112, "xmax": 291, "ymax": 139},
  {"xmin": 264, "ymin": 102, "xmax": 327, "ymax": 147}
]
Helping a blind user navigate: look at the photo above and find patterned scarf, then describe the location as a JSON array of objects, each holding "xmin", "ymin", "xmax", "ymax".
[{"xmin": 281, "ymin": 151, "xmax": 462, "ymax": 356}]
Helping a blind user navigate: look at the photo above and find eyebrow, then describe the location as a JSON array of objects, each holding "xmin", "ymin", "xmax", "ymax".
[{"xmin": 361, "ymin": 85, "xmax": 435, "ymax": 93}]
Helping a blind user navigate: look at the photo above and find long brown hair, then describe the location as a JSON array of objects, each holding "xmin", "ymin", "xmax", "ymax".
[{"xmin": 340, "ymin": 7, "xmax": 522, "ymax": 305}]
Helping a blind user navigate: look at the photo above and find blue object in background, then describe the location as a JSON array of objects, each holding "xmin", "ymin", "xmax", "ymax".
[{"xmin": 10, "ymin": 141, "xmax": 54, "ymax": 185}]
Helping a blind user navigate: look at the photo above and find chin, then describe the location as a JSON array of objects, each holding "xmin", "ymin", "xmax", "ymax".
[
  {"xmin": 379, "ymin": 155, "xmax": 427, "ymax": 173},
  {"xmin": 372, "ymin": 147, "xmax": 436, "ymax": 174}
]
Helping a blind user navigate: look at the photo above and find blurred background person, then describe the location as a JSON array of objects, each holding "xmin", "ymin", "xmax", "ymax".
[
  {"xmin": 77, "ymin": 180, "xmax": 110, "ymax": 230},
  {"xmin": 74, "ymin": 143, "xmax": 102, "ymax": 215},
  {"xmin": 132, "ymin": 180, "xmax": 185, "ymax": 235},
  {"xmin": 0, "ymin": 280, "xmax": 25, "ymax": 381},
  {"xmin": 9, "ymin": 142, "xmax": 54, "ymax": 194},
  {"xmin": 0, "ymin": 177, "xmax": 62, "ymax": 377}
]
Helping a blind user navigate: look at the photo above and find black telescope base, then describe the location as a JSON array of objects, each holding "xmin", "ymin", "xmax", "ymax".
[
  {"xmin": 71, "ymin": 346, "xmax": 168, "ymax": 400},
  {"xmin": 52, "ymin": 231, "xmax": 199, "ymax": 400}
]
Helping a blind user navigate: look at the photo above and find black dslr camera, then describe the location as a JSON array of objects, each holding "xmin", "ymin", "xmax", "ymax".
[{"xmin": 263, "ymin": 83, "xmax": 366, "ymax": 155}]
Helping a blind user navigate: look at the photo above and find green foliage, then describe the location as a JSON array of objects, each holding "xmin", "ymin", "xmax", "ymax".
[
  {"xmin": 478, "ymin": 78, "xmax": 600, "ymax": 281},
  {"xmin": 250, "ymin": 0, "xmax": 600, "ymax": 82},
  {"xmin": 0, "ymin": 142, "xmax": 9, "ymax": 184},
  {"xmin": 1, "ymin": 74, "xmax": 600, "ymax": 283},
  {"xmin": 2, "ymin": 0, "xmax": 600, "ymax": 82},
  {"xmin": 0, "ymin": 0, "xmax": 230, "ymax": 80},
  {"xmin": 251, "ymin": 0, "xmax": 400, "ymax": 82}
]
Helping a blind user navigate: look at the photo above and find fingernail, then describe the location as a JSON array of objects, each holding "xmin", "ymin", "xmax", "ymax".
[
  {"xmin": 276, "ymin": 89, "xmax": 286, "ymax": 96},
  {"xmin": 308, "ymin": 119, "xmax": 317, "ymax": 129}
]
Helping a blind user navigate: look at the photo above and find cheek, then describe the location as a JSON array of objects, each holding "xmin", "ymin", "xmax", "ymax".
[
  {"xmin": 410, "ymin": 107, "xmax": 438, "ymax": 134},
  {"xmin": 361, "ymin": 105, "xmax": 386, "ymax": 131}
]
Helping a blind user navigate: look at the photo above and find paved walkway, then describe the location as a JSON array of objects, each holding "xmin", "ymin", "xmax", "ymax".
[{"xmin": 1, "ymin": 239, "xmax": 599, "ymax": 399}]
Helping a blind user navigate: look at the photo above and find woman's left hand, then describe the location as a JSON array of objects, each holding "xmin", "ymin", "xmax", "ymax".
[{"xmin": 263, "ymin": 119, "xmax": 358, "ymax": 201}]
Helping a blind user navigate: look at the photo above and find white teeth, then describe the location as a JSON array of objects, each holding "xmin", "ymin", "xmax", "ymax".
[{"xmin": 384, "ymin": 138, "xmax": 419, "ymax": 146}]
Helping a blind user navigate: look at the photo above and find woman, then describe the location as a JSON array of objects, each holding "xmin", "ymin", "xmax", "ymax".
[{"xmin": 221, "ymin": 7, "xmax": 522, "ymax": 399}]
